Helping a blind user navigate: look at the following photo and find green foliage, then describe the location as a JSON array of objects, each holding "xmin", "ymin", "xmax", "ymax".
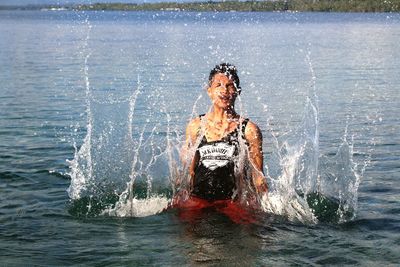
[
  {"xmin": 71, "ymin": 0, "xmax": 400, "ymax": 12},
  {"xmin": 5, "ymin": 1, "xmax": 399, "ymax": 12},
  {"xmin": 287, "ymin": 0, "xmax": 400, "ymax": 12}
]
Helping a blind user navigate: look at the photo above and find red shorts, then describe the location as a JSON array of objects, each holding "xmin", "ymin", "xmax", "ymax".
[{"xmin": 172, "ymin": 195, "xmax": 256, "ymax": 224}]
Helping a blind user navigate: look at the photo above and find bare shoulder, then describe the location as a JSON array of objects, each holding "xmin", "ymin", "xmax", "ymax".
[
  {"xmin": 186, "ymin": 116, "xmax": 202, "ymax": 140},
  {"xmin": 244, "ymin": 119, "xmax": 262, "ymax": 141},
  {"xmin": 187, "ymin": 117, "xmax": 201, "ymax": 131}
]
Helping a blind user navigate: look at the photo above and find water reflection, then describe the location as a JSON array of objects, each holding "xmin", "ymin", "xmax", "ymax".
[{"xmin": 175, "ymin": 209, "xmax": 271, "ymax": 265}]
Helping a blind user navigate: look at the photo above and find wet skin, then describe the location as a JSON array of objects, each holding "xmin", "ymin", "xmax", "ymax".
[{"xmin": 182, "ymin": 72, "xmax": 268, "ymax": 202}]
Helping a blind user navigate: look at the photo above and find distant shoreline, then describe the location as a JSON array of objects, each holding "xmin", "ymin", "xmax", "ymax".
[{"xmin": 1, "ymin": 1, "xmax": 400, "ymax": 13}]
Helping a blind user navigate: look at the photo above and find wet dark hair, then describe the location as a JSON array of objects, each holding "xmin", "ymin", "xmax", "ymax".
[{"xmin": 208, "ymin": 63, "xmax": 241, "ymax": 93}]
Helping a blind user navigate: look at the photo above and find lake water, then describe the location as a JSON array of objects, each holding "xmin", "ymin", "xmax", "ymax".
[{"xmin": 1, "ymin": 10, "xmax": 399, "ymax": 265}]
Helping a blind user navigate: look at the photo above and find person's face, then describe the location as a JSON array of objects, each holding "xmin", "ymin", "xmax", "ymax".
[{"xmin": 207, "ymin": 73, "xmax": 238, "ymax": 110}]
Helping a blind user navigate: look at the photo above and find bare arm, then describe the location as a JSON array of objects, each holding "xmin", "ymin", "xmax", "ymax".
[
  {"xmin": 182, "ymin": 118, "xmax": 201, "ymax": 180},
  {"xmin": 244, "ymin": 121, "xmax": 268, "ymax": 194}
]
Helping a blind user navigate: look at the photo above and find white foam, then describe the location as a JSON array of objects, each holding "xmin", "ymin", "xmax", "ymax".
[
  {"xmin": 260, "ymin": 193, "xmax": 317, "ymax": 224},
  {"xmin": 102, "ymin": 196, "xmax": 170, "ymax": 217}
]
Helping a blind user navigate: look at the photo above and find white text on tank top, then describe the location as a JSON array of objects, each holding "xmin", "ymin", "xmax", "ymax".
[{"xmin": 198, "ymin": 142, "xmax": 236, "ymax": 171}]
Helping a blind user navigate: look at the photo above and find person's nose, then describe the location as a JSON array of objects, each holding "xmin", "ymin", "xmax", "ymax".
[{"xmin": 220, "ymin": 84, "xmax": 229, "ymax": 94}]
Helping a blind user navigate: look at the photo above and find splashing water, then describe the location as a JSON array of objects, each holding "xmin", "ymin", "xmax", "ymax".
[
  {"xmin": 259, "ymin": 51, "xmax": 367, "ymax": 223},
  {"xmin": 67, "ymin": 14, "xmax": 93, "ymax": 201},
  {"xmin": 67, "ymin": 80, "xmax": 364, "ymax": 222},
  {"xmin": 66, "ymin": 19, "xmax": 367, "ymax": 224}
]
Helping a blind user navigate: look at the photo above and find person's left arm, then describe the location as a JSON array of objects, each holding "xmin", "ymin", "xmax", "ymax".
[{"xmin": 244, "ymin": 121, "xmax": 268, "ymax": 194}]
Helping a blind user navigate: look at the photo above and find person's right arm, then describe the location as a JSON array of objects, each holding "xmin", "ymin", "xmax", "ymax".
[{"xmin": 182, "ymin": 118, "xmax": 201, "ymax": 180}]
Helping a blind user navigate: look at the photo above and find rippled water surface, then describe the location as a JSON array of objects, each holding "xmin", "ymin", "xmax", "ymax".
[{"xmin": 1, "ymin": 10, "xmax": 399, "ymax": 265}]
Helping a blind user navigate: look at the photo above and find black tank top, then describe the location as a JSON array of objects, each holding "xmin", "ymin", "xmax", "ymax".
[{"xmin": 191, "ymin": 116, "xmax": 249, "ymax": 201}]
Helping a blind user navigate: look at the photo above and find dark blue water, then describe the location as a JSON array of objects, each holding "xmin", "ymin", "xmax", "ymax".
[{"xmin": 1, "ymin": 10, "xmax": 399, "ymax": 265}]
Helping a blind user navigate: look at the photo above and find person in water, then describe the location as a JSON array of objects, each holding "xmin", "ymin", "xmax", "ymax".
[{"xmin": 178, "ymin": 63, "xmax": 268, "ymax": 209}]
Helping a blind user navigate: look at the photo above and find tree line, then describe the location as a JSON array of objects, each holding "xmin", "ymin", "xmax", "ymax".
[
  {"xmin": 74, "ymin": 0, "xmax": 400, "ymax": 12},
  {"xmin": 2, "ymin": 0, "xmax": 400, "ymax": 12}
]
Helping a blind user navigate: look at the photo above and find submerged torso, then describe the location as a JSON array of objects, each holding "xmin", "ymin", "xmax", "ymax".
[{"xmin": 191, "ymin": 116, "xmax": 249, "ymax": 201}]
